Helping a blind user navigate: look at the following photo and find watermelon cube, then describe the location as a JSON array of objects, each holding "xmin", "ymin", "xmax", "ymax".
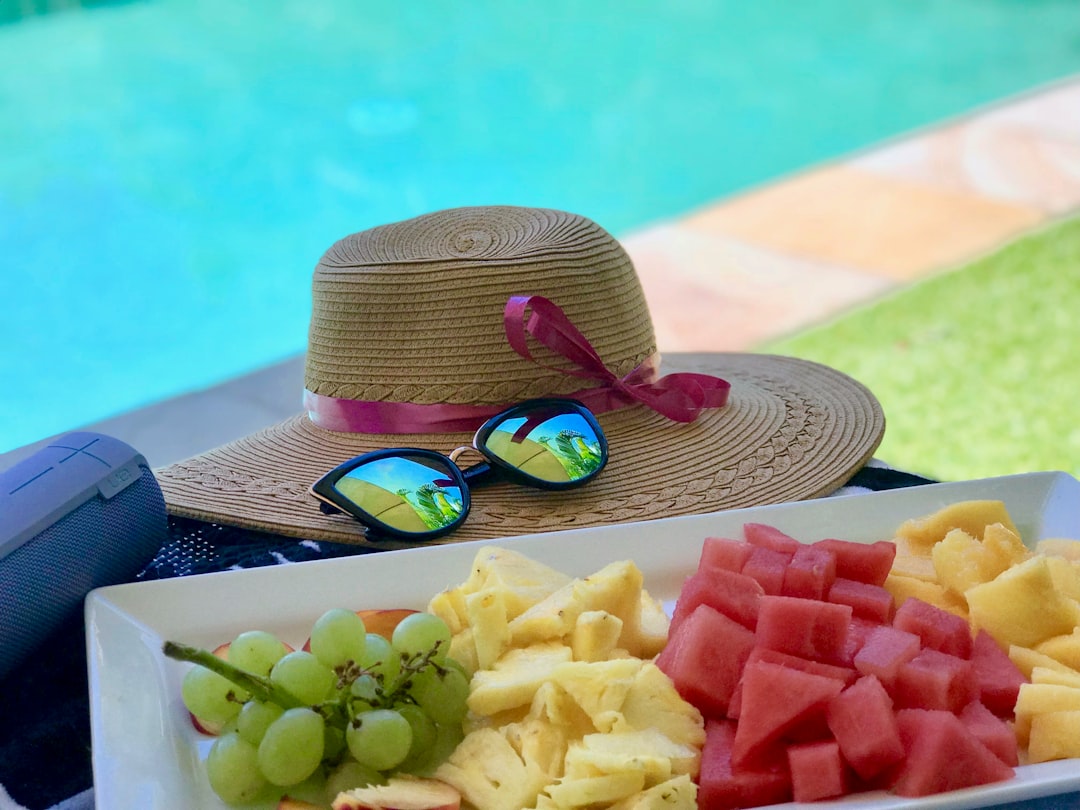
[
  {"xmin": 828, "ymin": 577, "xmax": 894, "ymax": 623},
  {"xmin": 853, "ymin": 625, "xmax": 921, "ymax": 688},
  {"xmin": 699, "ymin": 536, "xmax": 754, "ymax": 573},
  {"xmin": 732, "ymin": 661, "xmax": 845, "ymax": 767},
  {"xmin": 959, "ymin": 700, "xmax": 1020, "ymax": 767},
  {"xmin": 894, "ymin": 648, "xmax": 977, "ymax": 712},
  {"xmin": 741, "ymin": 545, "xmax": 791, "ymax": 595},
  {"xmin": 743, "ymin": 522, "xmax": 801, "ymax": 554},
  {"xmin": 745, "ymin": 647, "xmax": 856, "ymax": 686},
  {"xmin": 782, "ymin": 543, "xmax": 837, "ymax": 600},
  {"xmin": 893, "ymin": 597, "xmax": 973, "ymax": 659},
  {"xmin": 839, "ymin": 616, "xmax": 880, "ymax": 667},
  {"xmin": 698, "ymin": 719, "xmax": 791, "ymax": 810},
  {"xmin": 892, "ymin": 708, "xmax": 1014, "ymax": 797},
  {"xmin": 969, "ymin": 629, "xmax": 1028, "ymax": 717},
  {"xmin": 787, "ymin": 739, "xmax": 849, "ymax": 802},
  {"xmin": 826, "ymin": 675, "xmax": 904, "ymax": 780},
  {"xmin": 656, "ymin": 604, "xmax": 755, "ymax": 718},
  {"xmin": 814, "ymin": 538, "xmax": 896, "ymax": 586},
  {"xmin": 756, "ymin": 595, "xmax": 852, "ymax": 664},
  {"xmin": 669, "ymin": 567, "xmax": 763, "ymax": 633}
]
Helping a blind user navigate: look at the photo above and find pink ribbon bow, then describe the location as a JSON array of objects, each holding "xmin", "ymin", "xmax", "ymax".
[{"xmin": 503, "ymin": 295, "xmax": 729, "ymax": 423}]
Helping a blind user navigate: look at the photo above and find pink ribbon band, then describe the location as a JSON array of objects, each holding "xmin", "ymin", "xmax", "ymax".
[{"xmin": 305, "ymin": 295, "xmax": 730, "ymax": 434}]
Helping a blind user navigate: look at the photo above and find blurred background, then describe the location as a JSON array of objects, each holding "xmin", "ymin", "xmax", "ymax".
[{"xmin": 2, "ymin": 0, "xmax": 1080, "ymax": 480}]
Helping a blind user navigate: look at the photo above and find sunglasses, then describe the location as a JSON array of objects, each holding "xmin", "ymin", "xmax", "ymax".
[{"xmin": 310, "ymin": 398, "xmax": 608, "ymax": 541}]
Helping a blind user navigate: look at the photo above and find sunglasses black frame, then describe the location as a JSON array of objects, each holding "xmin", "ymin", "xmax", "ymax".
[{"xmin": 309, "ymin": 398, "xmax": 608, "ymax": 541}]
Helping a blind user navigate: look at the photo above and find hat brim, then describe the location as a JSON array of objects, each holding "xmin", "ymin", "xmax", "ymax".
[{"xmin": 156, "ymin": 353, "xmax": 885, "ymax": 550}]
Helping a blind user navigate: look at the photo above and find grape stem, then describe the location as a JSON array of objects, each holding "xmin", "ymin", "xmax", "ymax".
[{"xmin": 162, "ymin": 641, "xmax": 307, "ymax": 710}]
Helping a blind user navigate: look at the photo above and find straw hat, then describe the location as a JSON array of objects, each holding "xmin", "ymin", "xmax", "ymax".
[{"xmin": 157, "ymin": 206, "xmax": 885, "ymax": 549}]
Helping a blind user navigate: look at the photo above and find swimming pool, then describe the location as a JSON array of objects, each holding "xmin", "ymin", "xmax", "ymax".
[{"xmin": 4, "ymin": 0, "xmax": 1080, "ymax": 453}]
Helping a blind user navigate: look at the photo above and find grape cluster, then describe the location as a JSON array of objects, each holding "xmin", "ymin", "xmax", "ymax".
[{"xmin": 166, "ymin": 610, "xmax": 468, "ymax": 806}]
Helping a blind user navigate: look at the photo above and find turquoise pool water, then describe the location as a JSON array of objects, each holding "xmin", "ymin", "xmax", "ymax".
[{"xmin": 4, "ymin": 0, "xmax": 1080, "ymax": 453}]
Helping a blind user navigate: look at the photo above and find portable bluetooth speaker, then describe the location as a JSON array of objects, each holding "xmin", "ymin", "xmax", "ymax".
[{"xmin": 0, "ymin": 432, "xmax": 167, "ymax": 681}]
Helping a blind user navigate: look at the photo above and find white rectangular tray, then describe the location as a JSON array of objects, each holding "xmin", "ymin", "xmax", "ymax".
[{"xmin": 87, "ymin": 471, "xmax": 1080, "ymax": 809}]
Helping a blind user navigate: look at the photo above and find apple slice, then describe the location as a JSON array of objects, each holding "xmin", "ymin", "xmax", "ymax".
[
  {"xmin": 332, "ymin": 776, "xmax": 461, "ymax": 810},
  {"xmin": 277, "ymin": 796, "xmax": 324, "ymax": 810},
  {"xmin": 358, "ymin": 609, "xmax": 420, "ymax": 640}
]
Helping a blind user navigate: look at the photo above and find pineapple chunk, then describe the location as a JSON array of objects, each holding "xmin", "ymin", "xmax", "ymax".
[
  {"xmin": 1036, "ymin": 537, "xmax": 1080, "ymax": 562},
  {"xmin": 894, "ymin": 500, "xmax": 1019, "ymax": 551},
  {"xmin": 509, "ymin": 560, "xmax": 646, "ymax": 652},
  {"xmin": 563, "ymin": 739, "xmax": 672, "ymax": 786},
  {"xmin": 1028, "ymin": 710, "xmax": 1080, "ymax": 763},
  {"xmin": 428, "ymin": 588, "xmax": 468, "ymax": 635},
  {"xmin": 966, "ymin": 555, "xmax": 1080, "ymax": 648},
  {"xmin": 550, "ymin": 658, "xmax": 642, "ymax": 727},
  {"xmin": 509, "ymin": 585, "xmax": 583, "ymax": 647},
  {"xmin": 1035, "ymin": 627, "xmax": 1080, "ymax": 671},
  {"xmin": 888, "ymin": 536, "xmax": 937, "ymax": 581},
  {"xmin": 571, "ymin": 611, "xmax": 624, "ymax": 663},
  {"xmin": 545, "ymin": 771, "xmax": 646, "ymax": 809},
  {"xmin": 468, "ymin": 642, "xmax": 574, "ymax": 717},
  {"xmin": 457, "ymin": 546, "xmax": 573, "ymax": 618},
  {"xmin": 467, "ymin": 587, "xmax": 511, "ymax": 671},
  {"xmin": 1014, "ymin": 683, "xmax": 1080, "ymax": 747},
  {"xmin": 931, "ymin": 529, "xmax": 988, "ymax": 597},
  {"xmin": 567, "ymin": 729, "xmax": 700, "ymax": 781},
  {"xmin": 617, "ymin": 664, "xmax": 706, "ymax": 759},
  {"xmin": 436, "ymin": 727, "xmax": 548, "ymax": 810},
  {"xmin": 1045, "ymin": 555, "xmax": 1080, "ymax": 601},
  {"xmin": 1010, "ymin": 645, "xmax": 1080, "ymax": 679},
  {"xmin": 884, "ymin": 573, "xmax": 967, "ymax": 616},
  {"xmin": 635, "ymin": 590, "xmax": 670, "ymax": 660},
  {"xmin": 1031, "ymin": 665, "xmax": 1080, "ymax": 688},
  {"xmin": 609, "ymin": 775, "xmax": 697, "ymax": 810},
  {"xmin": 931, "ymin": 524, "xmax": 1030, "ymax": 599},
  {"xmin": 981, "ymin": 522, "xmax": 1032, "ymax": 573}
]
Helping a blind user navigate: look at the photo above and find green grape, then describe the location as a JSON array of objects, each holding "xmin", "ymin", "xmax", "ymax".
[
  {"xmin": 257, "ymin": 707, "xmax": 325, "ymax": 786},
  {"xmin": 391, "ymin": 612, "xmax": 452, "ymax": 663},
  {"xmin": 206, "ymin": 731, "xmax": 267, "ymax": 805},
  {"xmin": 325, "ymin": 759, "xmax": 385, "ymax": 801},
  {"xmin": 323, "ymin": 723, "xmax": 346, "ymax": 762},
  {"xmin": 236, "ymin": 700, "xmax": 284, "ymax": 746},
  {"xmin": 227, "ymin": 630, "xmax": 288, "ymax": 675},
  {"xmin": 310, "ymin": 609, "xmax": 368, "ymax": 669},
  {"xmin": 345, "ymin": 708, "xmax": 412, "ymax": 772},
  {"xmin": 270, "ymin": 651, "xmax": 335, "ymax": 705},
  {"xmin": 350, "ymin": 673, "xmax": 380, "ymax": 703},
  {"xmin": 396, "ymin": 703, "xmax": 437, "ymax": 765},
  {"xmin": 401, "ymin": 721, "xmax": 466, "ymax": 778},
  {"xmin": 409, "ymin": 664, "xmax": 469, "ymax": 726},
  {"xmin": 357, "ymin": 633, "xmax": 400, "ymax": 682},
  {"xmin": 182, "ymin": 665, "xmax": 250, "ymax": 726}
]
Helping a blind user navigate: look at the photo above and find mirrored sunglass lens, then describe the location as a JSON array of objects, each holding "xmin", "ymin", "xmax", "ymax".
[
  {"xmin": 332, "ymin": 454, "xmax": 465, "ymax": 534},
  {"xmin": 482, "ymin": 405, "xmax": 605, "ymax": 484}
]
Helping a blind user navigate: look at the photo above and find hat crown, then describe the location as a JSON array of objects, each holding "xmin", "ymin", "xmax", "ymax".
[{"xmin": 305, "ymin": 206, "xmax": 656, "ymax": 408}]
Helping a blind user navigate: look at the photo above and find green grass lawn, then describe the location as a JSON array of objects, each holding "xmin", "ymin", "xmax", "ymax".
[{"xmin": 760, "ymin": 215, "xmax": 1080, "ymax": 483}]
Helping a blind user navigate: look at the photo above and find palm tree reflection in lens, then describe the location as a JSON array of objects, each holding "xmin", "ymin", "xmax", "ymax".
[
  {"xmin": 484, "ymin": 411, "xmax": 604, "ymax": 484},
  {"xmin": 334, "ymin": 454, "xmax": 465, "ymax": 533}
]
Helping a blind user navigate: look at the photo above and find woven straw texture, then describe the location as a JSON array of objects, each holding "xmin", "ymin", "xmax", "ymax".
[{"xmin": 156, "ymin": 206, "xmax": 885, "ymax": 549}]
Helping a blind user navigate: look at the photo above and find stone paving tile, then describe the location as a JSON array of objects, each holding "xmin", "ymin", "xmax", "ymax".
[
  {"xmin": 623, "ymin": 224, "xmax": 895, "ymax": 352},
  {"xmin": 679, "ymin": 164, "xmax": 1046, "ymax": 280},
  {"xmin": 852, "ymin": 80, "xmax": 1080, "ymax": 215},
  {"xmin": 0, "ymin": 356, "xmax": 306, "ymax": 470}
]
